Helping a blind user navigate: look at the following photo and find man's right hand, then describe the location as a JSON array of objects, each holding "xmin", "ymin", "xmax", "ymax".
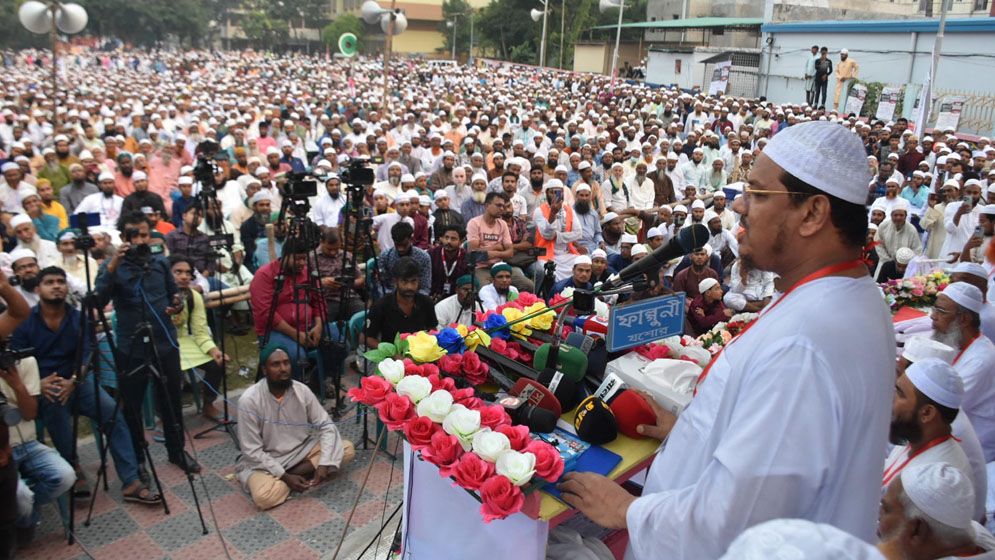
[
  {"xmin": 107, "ymin": 242, "xmax": 131, "ymax": 273},
  {"xmin": 633, "ymin": 389, "xmax": 677, "ymax": 441},
  {"xmin": 280, "ymin": 473, "xmax": 310, "ymax": 493}
]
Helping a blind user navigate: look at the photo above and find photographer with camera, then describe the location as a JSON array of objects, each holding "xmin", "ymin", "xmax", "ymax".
[
  {"xmin": 313, "ymin": 229, "xmax": 364, "ymax": 322},
  {"xmin": 165, "ymin": 202, "xmax": 216, "ymax": 277},
  {"xmin": 10, "ymin": 267, "xmax": 161, "ymax": 505},
  {"xmin": 95, "ymin": 211, "xmax": 201, "ymax": 474}
]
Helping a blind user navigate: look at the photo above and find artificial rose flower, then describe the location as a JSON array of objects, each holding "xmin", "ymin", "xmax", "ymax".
[
  {"xmin": 479, "ymin": 475, "xmax": 525, "ymax": 523},
  {"xmin": 496, "ymin": 424, "xmax": 531, "ymax": 451},
  {"xmin": 524, "ymin": 440, "xmax": 564, "ymax": 481},
  {"xmin": 396, "ymin": 375, "xmax": 432, "ymax": 404},
  {"xmin": 501, "ymin": 307, "xmax": 532, "ymax": 337},
  {"xmin": 495, "ymin": 450, "xmax": 536, "ymax": 486},
  {"xmin": 375, "ymin": 393, "xmax": 415, "ymax": 430},
  {"xmin": 403, "ymin": 359, "xmax": 431, "ymax": 378},
  {"xmin": 378, "ymin": 358, "xmax": 406, "ymax": 386},
  {"xmin": 403, "ymin": 415, "xmax": 439, "ymax": 450},
  {"xmin": 484, "ymin": 313, "xmax": 511, "ymax": 340},
  {"xmin": 489, "ymin": 338, "xmax": 508, "ymax": 354},
  {"xmin": 407, "ymin": 331, "xmax": 447, "ymax": 364},
  {"xmin": 461, "ymin": 351, "xmax": 490, "ymax": 386},
  {"xmin": 420, "ymin": 362, "xmax": 440, "ymax": 378},
  {"xmin": 524, "ymin": 301, "xmax": 555, "ymax": 332},
  {"xmin": 513, "ymin": 292, "xmax": 539, "ymax": 308},
  {"xmin": 454, "ymin": 323, "xmax": 469, "ymax": 337},
  {"xmin": 451, "ymin": 452, "xmax": 496, "ymax": 491},
  {"xmin": 471, "ymin": 429, "xmax": 511, "ymax": 462},
  {"xmin": 428, "ymin": 374, "xmax": 457, "ymax": 393},
  {"xmin": 478, "ymin": 404, "xmax": 510, "ymax": 430},
  {"xmin": 416, "ymin": 389, "xmax": 454, "ymax": 422},
  {"xmin": 450, "ymin": 386, "xmax": 476, "ymax": 404},
  {"xmin": 442, "ymin": 405, "xmax": 482, "ymax": 450},
  {"xmin": 436, "ymin": 327, "xmax": 466, "ymax": 354},
  {"xmin": 346, "ymin": 375, "xmax": 393, "ymax": 406},
  {"xmin": 464, "ymin": 328, "xmax": 491, "ymax": 352},
  {"xmin": 438, "ymin": 353, "xmax": 464, "ymax": 376},
  {"xmin": 421, "ymin": 431, "xmax": 464, "ymax": 476}
]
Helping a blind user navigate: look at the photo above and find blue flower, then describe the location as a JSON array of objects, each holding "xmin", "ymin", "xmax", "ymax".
[
  {"xmin": 436, "ymin": 327, "xmax": 466, "ymax": 354},
  {"xmin": 484, "ymin": 313, "xmax": 511, "ymax": 340}
]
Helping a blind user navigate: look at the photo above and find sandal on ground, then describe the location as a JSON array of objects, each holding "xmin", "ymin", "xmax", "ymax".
[{"xmin": 123, "ymin": 484, "xmax": 162, "ymax": 505}]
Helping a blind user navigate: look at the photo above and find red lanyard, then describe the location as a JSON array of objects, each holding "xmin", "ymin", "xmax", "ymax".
[
  {"xmin": 693, "ymin": 259, "xmax": 865, "ymax": 396},
  {"xmin": 881, "ymin": 435, "xmax": 956, "ymax": 486},
  {"xmin": 952, "ymin": 334, "xmax": 980, "ymax": 365}
]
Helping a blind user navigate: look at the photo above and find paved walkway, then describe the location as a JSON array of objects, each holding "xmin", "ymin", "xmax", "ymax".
[{"xmin": 20, "ymin": 397, "xmax": 406, "ymax": 560}]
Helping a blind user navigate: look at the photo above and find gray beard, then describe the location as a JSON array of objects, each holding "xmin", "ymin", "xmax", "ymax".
[{"xmin": 932, "ymin": 327, "xmax": 964, "ymax": 350}]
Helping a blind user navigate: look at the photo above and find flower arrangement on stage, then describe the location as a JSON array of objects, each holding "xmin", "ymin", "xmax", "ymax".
[
  {"xmin": 880, "ymin": 271, "xmax": 950, "ymax": 310},
  {"xmin": 695, "ymin": 312, "xmax": 760, "ymax": 354},
  {"xmin": 351, "ymin": 319, "xmax": 565, "ymax": 522},
  {"xmin": 476, "ymin": 291, "xmax": 558, "ymax": 341}
]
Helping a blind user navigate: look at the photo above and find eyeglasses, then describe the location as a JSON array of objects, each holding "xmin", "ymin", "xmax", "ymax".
[
  {"xmin": 930, "ymin": 306, "xmax": 955, "ymax": 317},
  {"xmin": 741, "ymin": 185, "xmax": 812, "ymax": 208}
]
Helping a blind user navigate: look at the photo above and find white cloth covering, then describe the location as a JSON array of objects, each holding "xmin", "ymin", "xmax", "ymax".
[
  {"xmin": 952, "ymin": 335, "xmax": 995, "ymax": 462},
  {"xmin": 625, "ymin": 276, "xmax": 895, "ymax": 559}
]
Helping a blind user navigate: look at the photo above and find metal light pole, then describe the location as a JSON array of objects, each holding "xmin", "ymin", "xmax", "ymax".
[
  {"xmin": 919, "ymin": 0, "xmax": 950, "ymax": 131},
  {"xmin": 559, "ymin": 0, "xmax": 565, "ymax": 69},
  {"xmin": 362, "ymin": 0, "xmax": 407, "ymax": 112},
  {"xmin": 540, "ymin": 1, "xmax": 549, "ymax": 67},
  {"xmin": 448, "ymin": 16, "xmax": 459, "ymax": 60},
  {"xmin": 468, "ymin": 11, "xmax": 475, "ymax": 64},
  {"xmin": 607, "ymin": 0, "xmax": 625, "ymax": 92},
  {"xmin": 18, "ymin": 0, "xmax": 88, "ymax": 127}
]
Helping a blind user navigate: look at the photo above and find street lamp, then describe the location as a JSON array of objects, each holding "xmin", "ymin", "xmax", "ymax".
[
  {"xmin": 446, "ymin": 18, "xmax": 458, "ymax": 60},
  {"xmin": 530, "ymin": 1, "xmax": 549, "ymax": 67},
  {"xmin": 599, "ymin": 0, "xmax": 626, "ymax": 93},
  {"xmin": 446, "ymin": 11, "xmax": 474, "ymax": 63},
  {"xmin": 18, "ymin": 0, "xmax": 88, "ymax": 126},
  {"xmin": 361, "ymin": 0, "xmax": 407, "ymax": 111}
]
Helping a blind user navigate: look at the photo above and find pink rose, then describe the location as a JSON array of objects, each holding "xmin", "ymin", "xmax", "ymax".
[
  {"xmin": 403, "ymin": 415, "xmax": 439, "ymax": 451},
  {"xmin": 429, "ymin": 374, "xmax": 457, "ymax": 393},
  {"xmin": 347, "ymin": 375, "xmax": 393, "ymax": 406},
  {"xmin": 420, "ymin": 363, "xmax": 440, "ymax": 378},
  {"xmin": 478, "ymin": 404, "xmax": 511, "ymax": 430},
  {"xmin": 525, "ymin": 440, "xmax": 564, "ymax": 482},
  {"xmin": 479, "ymin": 475, "xmax": 525, "ymax": 523},
  {"xmin": 514, "ymin": 292, "xmax": 539, "ymax": 308},
  {"xmin": 374, "ymin": 393, "xmax": 415, "ymax": 430},
  {"xmin": 496, "ymin": 424, "xmax": 532, "ymax": 451},
  {"xmin": 489, "ymin": 338, "xmax": 508, "ymax": 354},
  {"xmin": 451, "ymin": 452, "xmax": 496, "ymax": 491},
  {"xmin": 421, "ymin": 431, "xmax": 464, "ymax": 476},
  {"xmin": 438, "ymin": 353, "xmax": 464, "ymax": 375},
  {"xmin": 461, "ymin": 351, "xmax": 490, "ymax": 386}
]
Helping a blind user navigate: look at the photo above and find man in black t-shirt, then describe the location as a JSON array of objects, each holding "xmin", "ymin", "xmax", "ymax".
[
  {"xmin": 365, "ymin": 256, "xmax": 437, "ymax": 347},
  {"xmin": 813, "ymin": 46, "xmax": 833, "ymax": 109}
]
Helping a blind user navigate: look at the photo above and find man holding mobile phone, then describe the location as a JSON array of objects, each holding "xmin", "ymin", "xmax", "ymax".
[
  {"xmin": 534, "ymin": 179, "xmax": 585, "ymax": 282},
  {"xmin": 959, "ymin": 204, "xmax": 995, "ymax": 265},
  {"xmin": 942, "ymin": 180, "xmax": 984, "ymax": 262}
]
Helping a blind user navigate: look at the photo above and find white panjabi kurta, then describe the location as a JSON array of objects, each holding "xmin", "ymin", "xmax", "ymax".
[
  {"xmin": 952, "ymin": 334, "xmax": 995, "ymax": 462},
  {"xmin": 625, "ymin": 276, "xmax": 895, "ymax": 559},
  {"xmin": 883, "ymin": 437, "xmax": 978, "ymax": 520},
  {"xmin": 952, "ymin": 411, "xmax": 989, "ymax": 522},
  {"xmin": 942, "ymin": 201, "xmax": 981, "ymax": 261}
]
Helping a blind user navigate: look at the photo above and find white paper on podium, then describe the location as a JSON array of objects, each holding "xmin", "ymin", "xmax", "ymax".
[{"xmin": 401, "ymin": 443, "xmax": 549, "ymax": 559}]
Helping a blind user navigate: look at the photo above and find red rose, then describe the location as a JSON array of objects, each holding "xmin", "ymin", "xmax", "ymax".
[
  {"xmin": 496, "ymin": 424, "xmax": 531, "ymax": 451},
  {"xmin": 403, "ymin": 415, "xmax": 439, "ymax": 451},
  {"xmin": 374, "ymin": 393, "xmax": 415, "ymax": 430},
  {"xmin": 479, "ymin": 475, "xmax": 525, "ymax": 523},
  {"xmin": 438, "ymin": 353, "xmax": 464, "ymax": 375},
  {"xmin": 461, "ymin": 351, "xmax": 490, "ymax": 386},
  {"xmin": 347, "ymin": 375, "xmax": 393, "ymax": 406},
  {"xmin": 489, "ymin": 338, "xmax": 508, "ymax": 354},
  {"xmin": 514, "ymin": 292, "xmax": 539, "ymax": 308},
  {"xmin": 451, "ymin": 452, "xmax": 496, "ymax": 491},
  {"xmin": 478, "ymin": 404, "xmax": 511, "ymax": 430},
  {"xmin": 525, "ymin": 440, "xmax": 564, "ymax": 482},
  {"xmin": 421, "ymin": 431, "xmax": 464, "ymax": 477},
  {"xmin": 421, "ymin": 363, "xmax": 440, "ymax": 378},
  {"xmin": 449, "ymin": 386, "xmax": 475, "ymax": 403}
]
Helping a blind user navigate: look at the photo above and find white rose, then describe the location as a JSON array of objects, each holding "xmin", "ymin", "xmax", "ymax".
[
  {"xmin": 416, "ymin": 389, "xmax": 454, "ymax": 422},
  {"xmin": 396, "ymin": 375, "xmax": 432, "ymax": 403},
  {"xmin": 495, "ymin": 450, "xmax": 536, "ymax": 486},
  {"xmin": 378, "ymin": 358, "xmax": 405, "ymax": 386},
  {"xmin": 471, "ymin": 429, "xmax": 511, "ymax": 462},
  {"xmin": 442, "ymin": 405, "xmax": 482, "ymax": 451}
]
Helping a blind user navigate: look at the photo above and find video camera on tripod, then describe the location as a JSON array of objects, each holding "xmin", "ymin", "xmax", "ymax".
[{"xmin": 193, "ymin": 140, "xmax": 222, "ymax": 201}]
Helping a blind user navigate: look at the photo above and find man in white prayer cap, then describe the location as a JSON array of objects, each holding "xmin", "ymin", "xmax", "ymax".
[
  {"xmin": 560, "ymin": 121, "xmax": 896, "ymax": 559},
  {"xmin": 885, "ymin": 358, "xmax": 982, "ymax": 520},
  {"xmin": 10, "ymin": 213, "xmax": 59, "ymax": 267},
  {"xmin": 931, "ymin": 283, "xmax": 995, "ymax": 464},
  {"xmin": 878, "ymin": 462, "xmax": 995, "ymax": 559},
  {"xmin": 723, "ymin": 519, "xmax": 885, "ymax": 560},
  {"xmin": 876, "ymin": 199, "xmax": 923, "ymax": 263}
]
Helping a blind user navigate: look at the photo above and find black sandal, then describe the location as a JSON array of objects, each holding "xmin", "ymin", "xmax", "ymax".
[{"xmin": 123, "ymin": 485, "xmax": 162, "ymax": 505}]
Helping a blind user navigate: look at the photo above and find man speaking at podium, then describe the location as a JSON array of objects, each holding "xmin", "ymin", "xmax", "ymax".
[{"xmin": 558, "ymin": 122, "xmax": 895, "ymax": 558}]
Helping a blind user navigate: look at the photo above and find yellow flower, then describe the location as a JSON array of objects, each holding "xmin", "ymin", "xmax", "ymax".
[
  {"xmin": 464, "ymin": 328, "xmax": 491, "ymax": 351},
  {"xmin": 455, "ymin": 324, "xmax": 469, "ymax": 337},
  {"xmin": 406, "ymin": 331, "xmax": 447, "ymax": 363},
  {"xmin": 524, "ymin": 302, "xmax": 555, "ymax": 332},
  {"xmin": 502, "ymin": 307, "xmax": 533, "ymax": 338}
]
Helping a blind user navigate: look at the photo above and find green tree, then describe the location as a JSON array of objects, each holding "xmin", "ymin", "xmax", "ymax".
[
  {"xmin": 439, "ymin": 0, "xmax": 473, "ymax": 60},
  {"xmin": 322, "ymin": 14, "xmax": 365, "ymax": 53},
  {"xmin": 240, "ymin": 9, "xmax": 289, "ymax": 50}
]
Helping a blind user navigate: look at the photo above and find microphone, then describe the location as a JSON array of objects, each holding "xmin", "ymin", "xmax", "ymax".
[{"xmin": 602, "ymin": 223, "xmax": 709, "ymax": 290}]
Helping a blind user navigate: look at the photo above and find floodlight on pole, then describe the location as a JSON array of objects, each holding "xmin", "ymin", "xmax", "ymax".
[
  {"xmin": 599, "ymin": 0, "xmax": 625, "ymax": 93},
  {"xmin": 361, "ymin": 0, "xmax": 407, "ymax": 111},
  {"xmin": 531, "ymin": 1, "xmax": 549, "ymax": 67},
  {"xmin": 18, "ymin": 0, "xmax": 88, "ymax": 126}
]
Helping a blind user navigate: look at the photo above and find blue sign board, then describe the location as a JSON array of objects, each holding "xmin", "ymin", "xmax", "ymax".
[{"xmin": 606, "ymin": 293, "xmax": 685, "ymax": 352}]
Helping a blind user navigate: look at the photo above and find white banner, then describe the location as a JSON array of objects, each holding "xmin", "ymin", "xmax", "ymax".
[
  {"xmin": 875, "ymin": 86, "xmax": 901, "ymax": 122},
  {"xmin": 934, "ymin": 96, "xmax": 966, "ymax": 132},
  {"xmin": 844, "ymin": 83, "xmax": 867, "ymax": 116},
  {"xmin": 707, "ymin": 60, "xmax": 732, "ymax": 96}
]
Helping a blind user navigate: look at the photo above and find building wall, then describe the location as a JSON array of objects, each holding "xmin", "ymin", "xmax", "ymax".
[
  {"xmin": 392, "ymin": 25, "xmax": 446, "ymax": 54},
  {"xmin": 645, "ymin": 0, "xmax": 992, "ymax": 24},
  {"xmin": 762, "ymin": 28, "xmax": 995, "ymax": 105},
  {"xmin": 645, "ymin": 49, "xmax": 697, "ymax": 89},
  {"xmin": 573, "ymin": 43, "xmax": 608, "ymax": 73}
]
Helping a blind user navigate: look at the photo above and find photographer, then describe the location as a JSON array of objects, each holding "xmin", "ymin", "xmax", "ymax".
[
  {"xmin": 313, "ymin": 229, "xmax": 364, "ymax": 322},
  {"xmin": 249, "ymin": 237, "xmax": 324, "ymax": 378},
  {"xmin": 10, "ymin": 267, "xmax": 161, "ymax": 505},
  {"xmin": 169, "ymin": 257, "xmax": 229, "ymax": 423},
  {"xmin": 95, "ymin": 211, "xmax": 201, "ymax": 474},
  {"xmin": 165, "ymin": 202, "xmax": 215, "ymax": 277}
]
